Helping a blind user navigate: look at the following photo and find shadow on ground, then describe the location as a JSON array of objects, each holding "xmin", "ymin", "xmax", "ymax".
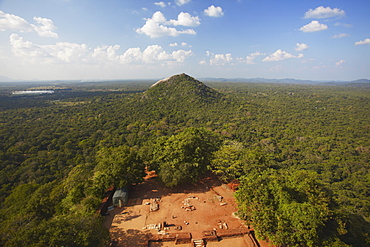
[{"xmin": 110, "ymin": 229, "xmax": 155, "ymax": 247}]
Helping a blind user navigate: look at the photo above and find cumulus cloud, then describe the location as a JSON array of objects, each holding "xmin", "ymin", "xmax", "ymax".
[
  {"xmin": 154, "ymin": 2, "xmax": 166, "ymax": 7},
  {"xmin": 204, "ymin": 5, "xmax": 224, "ymax": 17},
  {"xmin": 0, "ymin": 11, "xmax": 58, "ymax": 38},
  {"xmin": 331, "ymin": 33, "xmax": 349, "ymax": 39},
  {"xmin": 206, "ymin": 52, "xmax": 232, "ymax": 65},
  {"xmin": 304, "ymin": 6, "xmax": 345, "ymax": 19},
  {"xmin": 49, "ymin": 42, "xmax": 89, "ymax": 62},
  {"xmin": 9, "ymin": 34, "xmax": 192, "ymax": 65},
  {"xmin": 10, "ymin": 33, "xmax": 49, "ymax": 59},
  {"xmin": 262, "ymin": 49, "xmax": 303, "ymax": 62},
  {"xmin": 32, "ymin": 17, "xmax": 58, "ymax": 38},
  {"xmin": 199, "ymin": 60, "xmax": 207, "ymax": 65},
  {"xmin": 120, "ymin": 45, "xmax": 192, "ymax": 63},
  {"xmin": 169, "ymin": 12, "xmax": 200, "ymax": 27},
  {"xmin": 175, "ymin": 0, "xmax": 190, "ymax": 6},
  {"xmin": 120, "ymin": 48, "xmax": 142, "ymax": 63},
  {"xmin": 0, "ymin": 10, "xmax": 32, "ymax": 32},
  {"xmin": 92, "ymin": 45, "xmax": 120, "ymax": 62},
  {"xmin": 354, "ymin": 38, "xmax": 370, "ymax": 46},
  {"xmin": 142, "ymin": 45, "xmax": 171, "ymax": 63},
  {"xmin": 10, "ymin": 34, "xmax": 88, "ymax": 62},
  {"xmin": 295, "ymin": 43, "xmax": 309, "ymax": 51},
  {"xmin": 244, "ymin": 51, "xmax": 265, "ymax": 64},
  {"xmin": 299, "ymin": 20, "xmax": 328, "ymax": 32},
  {"xmin": 171, "ymin": 49, "xmax": 193, "ymax": 62},
  {"xmin": 170, "ymin": 42, "xmax": 190, "ymax": 47},
  {"xmin": 136, "ymin": 11, "xmax": 198, "ymax": 38}
]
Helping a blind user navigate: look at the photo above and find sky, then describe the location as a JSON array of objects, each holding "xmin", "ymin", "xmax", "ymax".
[{"xmin": 0, "ymin": 0, "xmax": 369, "ymax": 81}]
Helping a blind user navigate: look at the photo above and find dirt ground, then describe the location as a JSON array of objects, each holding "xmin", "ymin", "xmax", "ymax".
[{"xmin": 105, "ymin": 172, "xmax": 273, "ymax": 247}]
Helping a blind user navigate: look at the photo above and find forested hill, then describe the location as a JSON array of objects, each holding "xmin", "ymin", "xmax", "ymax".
[
  {"xmin": 145, "ymin": 73, "xmax": 222, "ymax": 102},
  {"xmin": 0, "ymin": 75, "xmax": 369, "ymax": 246}
]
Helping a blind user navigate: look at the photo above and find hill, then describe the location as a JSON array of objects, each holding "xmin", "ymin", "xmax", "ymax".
[{"xmin": 144, "ymin": 73, "xmax": 222, "ymax": 103}]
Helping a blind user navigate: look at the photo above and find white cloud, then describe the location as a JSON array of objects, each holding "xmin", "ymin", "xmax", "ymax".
[
  {"xmin": 262, "ymin": 49, "xmax": 303, "ymax": 62},
  {"xmin": 199, "ymin": 60, "xmax": 207, "ymax": 65},
  {"xmin": 171, "ymin": 42, "xmax": 190, "ymax": 47},
  {"xmin": 9, "ymin": 34, "xmax": 193, "ymax": 65},
  {"xmin": 136, "ymin": 11, "xmax": 198, "ymax": 38},
  {"xmin": 49, "ymin": 42, "xmax": 89, "ymax": 62},
  {"xmin": 120, "ymin": 48, "xmax": 142, "ymax": 63},
  {"xmin": 32, "ymin": 17, "xmax": 58, "ymax": 38},
  {"xmin": 244, "ymin": 51, "xmax": 265, "ymax": 64},
  {"xmin": 169, "ymin": 12, "xmax": 200, "ymax": 27},
  {"xmin": 304, "ymin": 6, "xmax": 345, "ymax": 19},
  {"xmin": 335, "ymin": 59, "xmax": 345, "ymax": 67},
  {"xmin": 10, "ymin": 34, "xmax": 90, "ymax": 63},
  {"xmin": 151, "ymin": 11, "xmax": 167, "ymax": 23},
  {"xmin": 136, "ymin": 20, "xmax": 195, "ymax": 38},
  {"xmin": 209, "ymin": 53, "xmax": 233, "ymax": 65},
  {"xmin": 154, "ymin": 2, "xmax": 166, "ymax": 7},
  {"xmin": 142, "ymin": 45, "xmax": 170, "ymax": 63},
  {"xmin": 331, "ymin": 33, "xmax": 349, "ymax": 39},
  {"xmin": 0, "ymin": 11, "xmax": 58, "ymax": 38},
  {"xmin": 295, "ymin": 43, "xmax": 309, "ymax": 51},
  {"xmin": 172, "ymin": 49, "xmax": 193, "ymax": 62},
  {"xmin": 92, "ymin": 45, "xmax": 120, "ymax": 62},
  {"xmin": 120, "ymin": 45, "xmax": 192, "ymax": 63},
  {"xmin": 204, "ymin": 5, "xmax": 224, "ymax": 17},
  {"xmin": 354, "ymin": 38, "xmax": 370, "ymax": 46},
  {"xmin": 299, "ymin": 20, "xmax": 328, "ymax": 32},
  {"xmin": 175, "ymin": 0, "xmax": 190, "ymax": 6},
  {"xmin": 0, "ymin": 11, "xmax": 32, "ymax": 32},
  {"xmin": 10, "ymin": 33, "xmax": 49, "ymax": 59}
]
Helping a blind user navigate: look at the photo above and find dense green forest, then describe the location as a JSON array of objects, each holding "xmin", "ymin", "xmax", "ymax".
[{"xmin": 0, "ymin": 74, "xmax": 369, "ymax": 246}]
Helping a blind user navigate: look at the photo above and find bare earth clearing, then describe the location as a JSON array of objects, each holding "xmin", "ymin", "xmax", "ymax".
[{"xmin": 105, "ymin": 172, "xmax": 272, "ymax": 247}]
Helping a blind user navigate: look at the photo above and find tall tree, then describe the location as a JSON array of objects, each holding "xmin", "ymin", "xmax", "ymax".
[
  {"xmin": 151, "ymin": 127, "xmax": 221, "ymax": 187},
  {"xmin": 210, "ymin": 140, "xmax": 244, "ymax": 181},
  {"xmin": 235, "ymin": 169, "xmax": 346, "ymax": 247},
  {"xmin": 92, "ymin": 145, "xmax": 145, "ymax": 194}
]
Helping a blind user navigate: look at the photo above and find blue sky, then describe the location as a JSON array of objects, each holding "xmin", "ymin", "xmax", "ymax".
[{"xmin": 0, "ymin": 0, "xmax": 369, "ymax": 81}]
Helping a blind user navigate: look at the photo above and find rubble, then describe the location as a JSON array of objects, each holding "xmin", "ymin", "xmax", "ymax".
[{"xmin": 150, "ymin": 198, "xmax": 160, "ymax": 212}]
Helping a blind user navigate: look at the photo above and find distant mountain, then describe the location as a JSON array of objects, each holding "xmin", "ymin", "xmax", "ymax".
[
  {"xmin": 350, "ymin": 79, "xmax": 370, "ymax": 83},
  {"xmin": 200, "ymin": 77, "xmax": 320, "ymax": 84},
  {"xmin": 0, "ymin": 75, "xmax": 14, "ymax": 82},
  {"xmin": 145, "ymin": 73, "xmax": 222, "ymax": 102},
  {"xmin": 200, "ymin": 77, "xmax": 370, "ymax": 86}
]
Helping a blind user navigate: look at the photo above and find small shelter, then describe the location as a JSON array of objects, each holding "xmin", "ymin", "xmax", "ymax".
[{"xmin": 113, "ymin": 187, "xmax": 128, "ymax": 207}]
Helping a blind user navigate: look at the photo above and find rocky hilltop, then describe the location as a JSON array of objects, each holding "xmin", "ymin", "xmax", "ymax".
[{"xmin": 145, "ymin": 73, "xmax": 222, "ymax": 103}]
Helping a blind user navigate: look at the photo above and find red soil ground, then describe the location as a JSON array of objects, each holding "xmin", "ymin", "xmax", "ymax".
[{"xmin": 105, "ymin": 172, "xmax": 273, "ymax": 247}]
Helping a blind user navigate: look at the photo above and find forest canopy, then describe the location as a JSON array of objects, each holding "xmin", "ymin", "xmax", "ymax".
[{"xmin": 0, "ymin": 74, "xmax": 369, "ymax": 246}]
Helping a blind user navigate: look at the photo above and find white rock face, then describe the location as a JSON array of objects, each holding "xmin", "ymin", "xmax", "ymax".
[{"xmin": 150, "ymin": 77, "xmax": 171, "ymax": 88}]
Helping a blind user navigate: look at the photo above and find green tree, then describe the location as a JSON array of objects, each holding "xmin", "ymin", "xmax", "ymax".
[
  {"xmin": 235, "ymin": 169, "xmax": 346, "ymax": 247},
  {"xmin": 3, "ymin": 214, "xmax": 109, "ymax": 247},
  {"xmin": 210, "ymin": 140, "xmax": 244, "ymax": 181},
  {"xmin": 92, "ymin": 145, "xmax": 145, "ymax": 194},
  {"xmin": 151, "ymin": 127, "xmax": 221, "ymax": 187}
]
